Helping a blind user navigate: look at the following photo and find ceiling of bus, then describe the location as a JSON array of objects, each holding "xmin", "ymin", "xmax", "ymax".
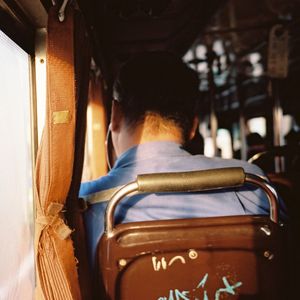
[
  {"xmin": 74, "ymin": 0, "xmax": 300, "ymax": 119},
  {"xmin": 13, "ymin": 0, "xmax": 299, "ymax": 120},
  {"xmin": 75, "ymin": 0, "xmax": 226, "ymax": 76},
  {"xmin": 91, "ymin": 0, "xmax": 224, "ymax": 55}
]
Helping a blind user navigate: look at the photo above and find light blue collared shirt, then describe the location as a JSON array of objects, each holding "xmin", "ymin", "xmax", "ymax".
[{"xmin": 79, "ymin": 141, "xmax": 285, "ymax": 268}]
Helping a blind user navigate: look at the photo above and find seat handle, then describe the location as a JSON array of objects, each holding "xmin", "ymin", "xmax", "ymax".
[
  {"xmin": 105, "ymin": 167, "xmax": 279, "ymax": 235},
  {"xmin": 136, "ymin": 167, "xmax": 245, "ymax": 193}
]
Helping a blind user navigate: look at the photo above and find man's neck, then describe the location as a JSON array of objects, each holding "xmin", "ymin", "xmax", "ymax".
[{"xmin": 117, "ymin": 118, "xmax": 183, "ymax": 157}]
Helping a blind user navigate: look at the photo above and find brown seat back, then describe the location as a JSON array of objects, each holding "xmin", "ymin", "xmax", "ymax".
[
  {"xmin": 99, "ymin": 216, "xmax": 286, "ymax": 300},
  {"xmin": 97, "ymin": 168, "xmax": 287, "ymax": 299}
]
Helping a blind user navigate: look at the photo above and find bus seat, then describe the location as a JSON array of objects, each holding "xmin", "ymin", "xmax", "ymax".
[
  {"xmin": 248, "ymin": 145, "xmax": 300, "ymax": 214},
  {"xmin": 248, "ymin": 145, "xmax": 300, "ymax": 173},
  {"xmin": 97, "ymin": 168, "xmax": 287, "ymax": 300}
]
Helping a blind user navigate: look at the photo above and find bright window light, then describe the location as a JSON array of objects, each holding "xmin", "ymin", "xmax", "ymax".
[
  {"xmin": 249, "ymin": 52, "xmax": 261, "ymax": 64},
  {"xmin": 182, "ymin": 49, "xmax": 193, "ymax": 62},
  {"xmin": 217, "ymin": 128, "xmax": 233, "ymax": 159},
  {"xmin": 196, "ymin": 44, "xmax": 206, "ymax": 59},
  {"xmin": 282, "ymin": 114, "xmax": 293, "ymax": 137},
  {"xmin": 204, "ymin": 137, "xmax": 214, "ymax": 157},
  {"xmin": 213, "ymin": 40, "xmax": 224, "ymax": 55},
  {"xmin": 0, "ymin": 30, "xmax": 34, "ymax": 300},
  {"xmin": 247, "ymin": 117, "xmax": 266, "ymax": 137}
]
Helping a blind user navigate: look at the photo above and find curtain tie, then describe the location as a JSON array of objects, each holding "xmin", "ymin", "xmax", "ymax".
[{"xmin": 37, "ymin": 202, "xmax": 73, "ymax": 240}]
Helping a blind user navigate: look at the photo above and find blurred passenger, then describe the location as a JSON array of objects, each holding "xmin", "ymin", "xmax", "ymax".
[
  {"xmin": 285, "ymin": 130, "xmax": 300, "ymax": 146},
  {"xmin": 284, "ymin": 111, "xmax": 300, "ymax": 171},
  {"xmin": 285, "ymin": 111, "xmax": 300, "ymax": 146}
]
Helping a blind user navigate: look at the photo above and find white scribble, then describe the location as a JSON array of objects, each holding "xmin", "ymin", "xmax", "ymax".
[
  {"xmin": 152, "ymin": 256, "xmax": 167, "ymax": 271},
  {"xmin": 168, "ymin": 256, "xmax": 186, "ymax": 266}
]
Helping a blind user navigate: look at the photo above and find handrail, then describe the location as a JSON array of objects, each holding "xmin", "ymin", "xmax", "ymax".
[{"xmin": 104, "ymin": 167, "xmax": 279, "ymax": 236}]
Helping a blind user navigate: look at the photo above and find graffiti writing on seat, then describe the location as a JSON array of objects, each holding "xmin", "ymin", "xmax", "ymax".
[
  {"xmin": 152, "ymin": 256, "xmax": 186, "ymax": 271},
  {"xmin": 157, "ymin": 273, "xmax": 242, "ymax": 300},
  {"xmin": 152, "ymin": 250, "xmax": 198, "ymax": 271}
]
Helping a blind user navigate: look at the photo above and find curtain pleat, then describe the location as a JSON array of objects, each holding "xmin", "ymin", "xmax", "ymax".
[{"xmin": 34, "ymin": 5, "xmax": 81, "ymax": 300}]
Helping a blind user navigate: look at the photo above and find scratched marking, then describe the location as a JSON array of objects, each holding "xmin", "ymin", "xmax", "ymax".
[
  {"xmin": 152, "ymin": 257, "xmax": 167, "ymax": 271},
  {"xmin": 152, "ymin": 251, "xmax": 199, "ymax": 272},
  {"xmin": 157, "ymin": 274, "xmax": 243, "ymax": 300},
  {"xmin": 152, "ymin": 255, "xmax": 186, "ymax": 271},
  {"xmin": 214, "ymin": 277, "xmax": 242, "ymax": 300},
  {"xmin": 152, "ymin": 252, "xmax": 243, "ymax": 299},
  {"xmin": 157, "ymin": 289, "xmax": 190, "ymax": 300},
  {"xmin": 168, "ymin": 256, "xmax": 186, "ymax": 266},
  {"xmin": 196, "ymin": 273, "xmax": 208, "ymax": 288}
]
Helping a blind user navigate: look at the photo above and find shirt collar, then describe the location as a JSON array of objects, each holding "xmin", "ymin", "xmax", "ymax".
[{"xmin": 113, "ymin": 141, "xmax": 189, "ymax": 169}]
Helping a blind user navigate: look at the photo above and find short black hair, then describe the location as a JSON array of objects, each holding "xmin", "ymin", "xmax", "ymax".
[{"xmin": 113, "ymin": 51, "xmax": 200, "ymax": 140}]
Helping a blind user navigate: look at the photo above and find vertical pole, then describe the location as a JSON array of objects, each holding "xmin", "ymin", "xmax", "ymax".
[
  {"xmin": 228, "ymin": 0, "xmax": 247, "ymax": 160},
  {"xmin": 206, "ymin": 42, "xmax": 218, "ymax": 156},
  {"xmin": 210, "ymin": 95, "xmax": 218, "ymax": 157},
  {"xmin": 270, "ymin": 79, "xmax": 284, "ymax": 172},
  {"xmin": 237, "ymin": 76, "xmax": 248, "ymax": 161},
  {"xmin": 239, "ymin": 106, "xmax": 248, "ymax": 160},
  {"xmin": 228, "ymin": 0, "xmax": 239, "ymax": 51},
  {"xmin": 267, "ymin": 24, "xmax": 289, "ymax": 172}
]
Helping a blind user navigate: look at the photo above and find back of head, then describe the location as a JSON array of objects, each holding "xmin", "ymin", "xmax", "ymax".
[{"xmin": 113, "ymin": 51, "xmax": 200, "ymax": 140}]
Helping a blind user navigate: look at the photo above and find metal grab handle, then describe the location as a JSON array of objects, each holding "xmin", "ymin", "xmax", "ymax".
[
  {"xmin": 105, "ymin": 167, "xmax": 279, "ymax": 236},
  {"xmin": 136, "ymin": 168, "xmax": 245, "ymax": 193}
]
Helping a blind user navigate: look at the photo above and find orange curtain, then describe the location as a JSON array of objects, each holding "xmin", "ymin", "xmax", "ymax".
[{"xmin": 34, "ymin": 6, "xmax": 81, "ymax": 300}]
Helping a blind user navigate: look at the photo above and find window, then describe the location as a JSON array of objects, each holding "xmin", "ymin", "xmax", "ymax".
[
  {"xmin": 200, "ymin": 120, "xmax": 233, "ymax": 158},
  {"xmin": 0, "ymin": 30, "xmax": 34, "ymax": 299},
  {"xmin": 247, "ymin": 117, "xmax": 266, "ymax": 137},
  {"xmin": 217, "ymin": 128, "xmax": 233, "ymax": 159},
  {"xmin": 282, "ymin": 114, "xmax": 293, "ymax": 144}
]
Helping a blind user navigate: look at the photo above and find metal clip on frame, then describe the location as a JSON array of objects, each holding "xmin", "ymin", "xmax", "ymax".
[
  {"xmin": 58, "ymin": 0, "xmax": 69, "ymax": 22},
  {"xmin": 104, "ymin": 167, "xmax": 279, "ymax": 236}
]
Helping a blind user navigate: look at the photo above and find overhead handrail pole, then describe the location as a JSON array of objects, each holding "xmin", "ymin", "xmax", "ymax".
[{"xmin": 105, "ymin": 167, "xmax": 279, "ymax": 236}]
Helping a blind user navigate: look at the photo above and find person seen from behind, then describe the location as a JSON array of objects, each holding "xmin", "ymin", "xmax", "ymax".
[{"xmin": 79, "ymin": 51, "xmax": 287, "ymax": 271}]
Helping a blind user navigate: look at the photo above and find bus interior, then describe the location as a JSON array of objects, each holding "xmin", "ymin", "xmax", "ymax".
[{"xmin": 1, "ymin": 0, "xmax": 300, "ymax": 299}]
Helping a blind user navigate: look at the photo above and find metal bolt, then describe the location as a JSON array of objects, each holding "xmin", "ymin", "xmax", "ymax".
[
  {"xmin": 264, "ymin": 251, "xmax": 274, "ymax": 260},
  {"xmin": 118, "ymin": 259, "xmax": 127, "ymax": 267},
  {"xmin": 260, "ymin": 225, "xmax": 271, "ymax": 236},
  {"xmin": 188, "ymin": 249, "xmax": 198, "ymax": 260}
]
